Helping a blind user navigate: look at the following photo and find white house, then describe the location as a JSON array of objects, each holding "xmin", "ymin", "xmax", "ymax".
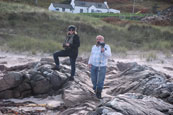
[{"xmin": 48, "ymin": 0, "xmax": 120, "ymax": 13}]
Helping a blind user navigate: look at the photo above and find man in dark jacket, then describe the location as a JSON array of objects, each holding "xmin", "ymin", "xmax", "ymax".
[{"xmin": 53, "ymin": 25, "xmax": 80, "ymax": 81}]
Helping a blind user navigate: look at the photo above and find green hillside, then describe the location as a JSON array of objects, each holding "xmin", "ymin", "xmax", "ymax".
[
  {"xmin": 0, "ymin": 0, "xmax": 172, "ymax": 13},
  {"xmin": 0, "ymin": 1, "xmax": 173, "ymax": 54}
]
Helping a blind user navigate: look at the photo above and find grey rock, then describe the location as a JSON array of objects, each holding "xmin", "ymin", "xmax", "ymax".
[
  {"xmin": 0, "ymin": 64, "xmax": 7, "ymax": 71},
  {"xmin": 90, "ymin": 93, "xmax": 173, "ymax": 115},
  {"xmin": 159, "ymin": 90, "xmax": 170, "ymax": 98},
  {"xmin": 0, "ymin": 58, "xmax": 172, "ymax": 115},
  {"xmin": 110, "ymin": 62, "xmax": 173, "ymax": 104},
  {"xmin": 32, "ymin": 78, "xmax": 50, "ymax": 94},
  {"xmin": 0, "ymin": 72, "xmax": 23, "ymax": 91},
  {"xmin": 0, "ymin": 90, "xmax": 14, "ymax": 99}
]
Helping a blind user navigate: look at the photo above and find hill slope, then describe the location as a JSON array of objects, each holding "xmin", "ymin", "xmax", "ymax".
[
  {"xmin": 0, "ymin": 1, "xmax": 173, "ymax": 54},
  {"xmin": 0, "ymin": 0, "xmax": 172, "ymax": 13}
]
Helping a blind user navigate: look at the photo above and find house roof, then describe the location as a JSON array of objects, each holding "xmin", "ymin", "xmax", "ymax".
[
  {"xmin": 53, "ymin": 3, "xmax": 73, "ymax": 9},
  {"xmin": 74, "ymin": 1, "xmax": 108, "ymax": 9}
]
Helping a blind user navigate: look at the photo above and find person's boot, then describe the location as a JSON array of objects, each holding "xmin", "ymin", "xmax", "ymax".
[
  {"xmin": 69, "ymin": 76, "xmax": 74, "ymax": 81},
  {"xmin": 52, "ymin": 66, "xmax": 61, "ymax": 71},
  {"xmin": 96, "ymin": 91, "xmax": 102, "ymax": 99}
]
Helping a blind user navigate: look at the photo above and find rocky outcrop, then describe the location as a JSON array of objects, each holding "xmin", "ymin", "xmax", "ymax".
[
  {"xmin": 109, "ymin": 62, "xmax": 173, "ymax": 104},
  {"xmin": 0, "ymin": 58, "xmax": 172, "ymax": 115},
  {"xmin": 0, "ymin": 58, "xmax": 68, "ymax": 99},
  {"xmin": 141, "ymin": 15, "xmax": 171, "ymax": 26},
  {"xmin": 141, "ymin": 6, "xmax": 173, "ymax": 26},
  {"xmin": 89, "ymin": 93, "xmax": 173, "ymax": 115}
]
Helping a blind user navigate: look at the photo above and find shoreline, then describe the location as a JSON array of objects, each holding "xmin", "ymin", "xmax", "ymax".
[{"xmin": 0, "ymin": 51, "xmax": 173, "ymax": 76}]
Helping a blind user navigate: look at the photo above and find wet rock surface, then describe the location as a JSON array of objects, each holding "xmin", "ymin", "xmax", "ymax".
[{"xmin": 0, "ymin": 57, "xmax": 172, "ymax": 115}]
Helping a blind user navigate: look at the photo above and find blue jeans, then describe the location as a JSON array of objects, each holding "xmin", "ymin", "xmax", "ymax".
[{"xmin": 90, "ymin": 65, "xmax": 106, "ymax": 92}]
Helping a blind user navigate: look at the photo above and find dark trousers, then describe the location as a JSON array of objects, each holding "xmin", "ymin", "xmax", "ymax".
[{"xmin": 53, "ymin": 50, "xmax": 77, "ymax": 78}]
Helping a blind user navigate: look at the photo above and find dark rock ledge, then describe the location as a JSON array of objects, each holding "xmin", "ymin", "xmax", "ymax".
[{"xmin": 0, "ymin": 58, "xmax": 172, "ymax": 115}]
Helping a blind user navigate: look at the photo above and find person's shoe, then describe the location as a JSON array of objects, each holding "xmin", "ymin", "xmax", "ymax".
[
  {"xmin": 96, "ymin": 91, "xmax": 102, "ymax": 99},
  {"xmin": 69, "ymin": 77, "xmax": 74, "ymax": 81},
  {"xmin": 52, "ymin": 66, "xmax": 61, "ymax": 71}
]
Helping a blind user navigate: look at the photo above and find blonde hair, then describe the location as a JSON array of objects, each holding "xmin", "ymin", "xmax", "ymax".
[{"xmin": 67, "ymin": 31, "xmax": 77, "ymax": 35}]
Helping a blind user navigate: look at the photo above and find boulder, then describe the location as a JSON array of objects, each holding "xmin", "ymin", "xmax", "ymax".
[
  {"xmin": 0, "ymin": 72, "xmax": 23, "ymax": 91},
  {"xmin": 0, "ymin": 58, "xmax": 70, "ymax": 99}
]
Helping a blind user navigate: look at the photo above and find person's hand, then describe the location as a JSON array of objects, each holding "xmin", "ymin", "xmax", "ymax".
[
  {"xmin": 88, "ymin": 64, "xmax": 92, "ymax": 69},
  {"xmin": 66, "ymin": 43, "xmax": 70, "ymax": 46},
  {"xmin": 101, "ymin": 48, "xmax": 105, "ymax": 52}
]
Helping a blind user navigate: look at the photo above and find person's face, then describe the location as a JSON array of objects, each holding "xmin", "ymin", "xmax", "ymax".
[
  {"xmin": 96, "ymin": 37, "xmax": 104, "ymax": 43},
  {"xmin": 68, "ymin": 29, "xmax": 74, "ymax": 34}
]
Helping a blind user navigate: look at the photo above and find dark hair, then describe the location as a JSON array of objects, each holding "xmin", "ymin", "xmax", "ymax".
[{"xmin": 68, "ymin": 25, "xmax": 76, "ymax": 31}]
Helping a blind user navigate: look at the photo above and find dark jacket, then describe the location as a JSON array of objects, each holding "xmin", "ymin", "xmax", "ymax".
[{"xmin": 63, "ymin": 34, "xmax": 80, "ymax": 57}]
